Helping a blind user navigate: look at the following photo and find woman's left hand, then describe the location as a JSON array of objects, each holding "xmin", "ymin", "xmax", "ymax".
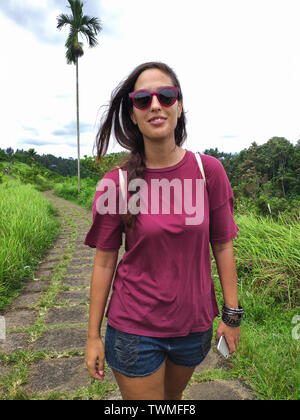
[{"xmin": 215, "ymin": 321, "xmax": 240, "ymax": 354}]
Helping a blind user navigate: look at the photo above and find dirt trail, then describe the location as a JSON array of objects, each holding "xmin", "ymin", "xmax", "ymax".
[{"xmin": 0, "ymin": 190, "xmax": 255, "ymax": 400}]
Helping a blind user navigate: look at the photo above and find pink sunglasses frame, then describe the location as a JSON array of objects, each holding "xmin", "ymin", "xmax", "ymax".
[{"xmin": 129, "ymin": 86, "xmax": 179, "ymax": 110}]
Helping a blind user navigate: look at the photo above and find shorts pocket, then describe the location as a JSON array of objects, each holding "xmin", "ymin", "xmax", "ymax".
[
  {"xmin": 200, "ymin": 326, "xmax": 213, "ymax": 357},
  {"xmin": 115, "ymin": 330, "xmax": 140, "ymax": 368}
]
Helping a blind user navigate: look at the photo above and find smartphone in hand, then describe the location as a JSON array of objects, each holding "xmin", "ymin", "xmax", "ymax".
[{"xmin": 217, "ymin": 335, "xmax": 230, "ymax": 359}]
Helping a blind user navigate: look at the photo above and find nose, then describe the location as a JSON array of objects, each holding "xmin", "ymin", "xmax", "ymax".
[{"xmin": 150, "ymin": 94, "xmax": 161, "ymax": 110}]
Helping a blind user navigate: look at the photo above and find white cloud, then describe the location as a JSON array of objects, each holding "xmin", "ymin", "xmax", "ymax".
[{"xmin": 0, "ymin": 0, "xmax": 299, "ymax": 160}]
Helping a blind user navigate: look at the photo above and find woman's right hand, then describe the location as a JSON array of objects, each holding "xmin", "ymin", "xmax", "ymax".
[{"xmin": 85, "ymin": 337, "xmax": 105, "ymax": 380}]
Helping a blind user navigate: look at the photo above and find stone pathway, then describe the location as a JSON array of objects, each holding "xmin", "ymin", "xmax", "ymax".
[{"xmin": 0, "ymin": 190, "xmax": 255, "ymax": 400}]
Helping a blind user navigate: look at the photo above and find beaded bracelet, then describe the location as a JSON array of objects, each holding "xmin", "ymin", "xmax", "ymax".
[
  {"xmin": 221, "ymin": 304, "xmax": 244, "ymax": 327},
  {"xmin": 222, "ymin": 304, "xmax": 244, "ymax": 316},
  {"xmin": 222, "ymin": 312, "xmax": 242, "ymax": 327}
]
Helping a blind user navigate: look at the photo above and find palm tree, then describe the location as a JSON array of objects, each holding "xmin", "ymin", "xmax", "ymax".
[
  {"xmin": 26, "ymin": 148, "xmax": 37, "ymax": 166},
  {"xmin": 57, "ymin": 0, "xmax": 102, "ymax": 194}
]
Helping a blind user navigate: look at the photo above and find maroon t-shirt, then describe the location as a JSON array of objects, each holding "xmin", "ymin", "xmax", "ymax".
[{"xmin": 83, "ymin": 150, "xmax": 239, "ymax": 337}]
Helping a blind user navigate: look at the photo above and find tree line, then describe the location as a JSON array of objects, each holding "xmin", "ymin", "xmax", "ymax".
[
  {"xmin": 203, "ymin": 137, "xmax": 300, "ymax": 219},
  {"xmin": 0, "ymin": 148, "xmax": 79, "ymax": 177}
]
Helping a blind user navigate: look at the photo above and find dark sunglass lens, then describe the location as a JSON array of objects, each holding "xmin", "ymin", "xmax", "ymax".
[
  {"xmin": 158, "ymin": 88, "xmax": 177, "ymax": 106},
  {"xmin": 133, "ymin": 91, "xmax": 151, "ymax": 109}
]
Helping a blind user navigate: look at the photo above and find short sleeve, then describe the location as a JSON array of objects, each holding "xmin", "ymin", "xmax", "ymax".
[
  {"xmin": 83, "ymin": 168, "xmax": 123, "ymax": 251},
  {"xmin": 206, "ymin": 157, "xmax": 239, "ymax": 244}
]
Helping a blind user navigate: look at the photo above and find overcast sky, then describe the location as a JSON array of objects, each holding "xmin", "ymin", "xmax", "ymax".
[{"xmin": 1, "ymin": 0, "xmax": 300, "ymax": 160}]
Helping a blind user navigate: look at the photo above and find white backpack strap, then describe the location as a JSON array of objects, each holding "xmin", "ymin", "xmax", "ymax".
[
  {"xmin": 194, "ymin": 152, "xmax": 206, "ymax": 186},
  {"xmin": 117, "ymin": 166, "xmax": 126, "ymax": 202},
  {"xmin": 113, "ymin": 165, "xmax": 127, "ymax": 215}
]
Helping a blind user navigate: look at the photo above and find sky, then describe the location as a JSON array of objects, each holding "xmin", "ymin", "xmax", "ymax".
[{"xmin": 1, "ymin": 0, "xmax": 300, "ymax": 160}]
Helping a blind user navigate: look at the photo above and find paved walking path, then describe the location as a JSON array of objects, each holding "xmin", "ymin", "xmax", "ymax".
[{"xmin": 0, "ymin": 190, "xmax": 255, "ymax": 400}]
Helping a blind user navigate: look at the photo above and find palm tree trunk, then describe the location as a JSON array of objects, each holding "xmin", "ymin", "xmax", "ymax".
[{"xmin": 76, "ymin": 57, "xmax": 80, "ymax": 194}]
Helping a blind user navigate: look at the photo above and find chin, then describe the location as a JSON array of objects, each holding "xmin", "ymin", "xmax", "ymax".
[{"xmin": 145, "ymin": 128, "xmax": 174, "ymax": 142}]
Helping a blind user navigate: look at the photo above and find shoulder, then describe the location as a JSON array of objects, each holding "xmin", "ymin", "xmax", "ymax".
[
  {"xmin": 93, "ymin": 167, "xmax": 122, "ymax": 205},
  {"xmin": 92, "ymin": 167, "xmax": 122, "ymax": 215},
  {"xmin": 199, "ymin": 153, "xmax": 224, "ymax": 170},
  {"xmin": 96, "ymin": 166, "xmax": 121, "ymax": 189},
  {"xmin": 190, "ymin": 151, "xmax": 227, "ymax": 180},
  {"xmin": 102, "ymin": 166, "xmax": 120, "ymax": 181}
]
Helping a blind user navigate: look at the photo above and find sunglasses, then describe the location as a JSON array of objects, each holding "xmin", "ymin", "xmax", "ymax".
[{"xmin": 129, "ymin": 86, "xmax": 179, "ymax": 110}]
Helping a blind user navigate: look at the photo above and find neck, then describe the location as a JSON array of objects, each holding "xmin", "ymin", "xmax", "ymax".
[{"xmin": 143, "ymin": 140, "xmax": 184, "ymax": 169}]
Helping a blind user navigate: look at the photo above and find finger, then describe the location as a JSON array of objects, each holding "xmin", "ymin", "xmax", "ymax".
[
  {"xmin": 86, "ymin": 360, "xmax": 104, "ymax": 380},
  {"xmin": 87, "ymin": 364, "xmax": 99, "ymax": 380},
  {"xmin": 229, "ymin": 345, "xmax": 236, "ymax": 354},
  {"xmin": 215, "ymin": 327, "xmax": 224, "ymax": 342},
  {"xmin": 89, "ymin": 367, "xmax": 104, "ymax": 380},
  {"xmin": 225, "ymin": 336, "xmax": 236, "ymax": 354},
  {"xmin": 95, "ymin": 367, "xmax": 105, "ymax": 380},
  {"xmin": 95, "ymin": 359, "xmax": 105, "ymax": 380},
  {"xmin": 94, "ymin": 371, "xmax": 104, "ymax": 380},
  {"xmin": 234, "ymin": 336, "xmax": 240, "ymax": 351}
]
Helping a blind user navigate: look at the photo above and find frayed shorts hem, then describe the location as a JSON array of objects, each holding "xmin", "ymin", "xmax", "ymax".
[
  {"xmin": 167, "ymin": 355, "xmax": 207, "ymax": 369},
  {"xmin": 107, "ymin": 356, "xmax": 168, "ymax": 378}
]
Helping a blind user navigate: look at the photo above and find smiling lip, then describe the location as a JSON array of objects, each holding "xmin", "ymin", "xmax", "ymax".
[{"xmin": 148, "ymin": 116, "xmax": 167, "ymax": 125}]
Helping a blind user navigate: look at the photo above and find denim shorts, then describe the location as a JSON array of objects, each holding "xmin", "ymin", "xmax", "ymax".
[{"xmin": 105, "ymin": 324, "xmax": 213, "ymax": 378}]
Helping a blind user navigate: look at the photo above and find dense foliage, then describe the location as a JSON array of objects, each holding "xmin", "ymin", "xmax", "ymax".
[{"xmin": 203, "ymin": 137, "xmax": 300, "ymax": 219}]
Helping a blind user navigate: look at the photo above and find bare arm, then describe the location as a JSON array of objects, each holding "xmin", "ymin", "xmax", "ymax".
[
  {"xmin": 85, "ymin": 248, "xmax": 119, "ymax": 380},
  {"xmin": 211, "ymin": 240, "xmax": 238, "ymax": 309},
  {"xmin": 88, "ymin": 248, "xmax": 118, "ymax": 338},
  {"xmin": 211, "ymin": 240, "xmax": 240, "ymax": 353}
]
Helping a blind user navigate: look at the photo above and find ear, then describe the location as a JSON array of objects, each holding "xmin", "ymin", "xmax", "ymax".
[
  {"xmin": 130, "ymin": 109, "xmax": 137, "ymax": 125},
  {"xmin": 177, "ymin": 100, "xmax": 183, "ymax": 119}
]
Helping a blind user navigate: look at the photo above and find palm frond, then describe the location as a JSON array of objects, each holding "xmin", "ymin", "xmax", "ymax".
[
  {"xmin": 79, "ymin": 27, "xmax": 98, "ymax": 47},
  {"xmin": 81, "ymin": 15, "xmax": 102, "ymax": 33},
  {"xmin": 80, "ymin": 15, "xmax": 102, "ymax": 47},
  {"xmin": 57, "ymin": 13, "xmax": 74, "ymax": 29}
]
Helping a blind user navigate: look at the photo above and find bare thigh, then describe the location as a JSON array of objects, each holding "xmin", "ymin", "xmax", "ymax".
[
  {"xmin": 164, "ymin": 358, "xmax": 196, "ymax": 400},
  {"xmin": 112, "ymin": 358, "xmax": 196, "ymax": 400},
  {"xmin": 112, "ymin": 360, "xmax": 167, "ymax": 400}
]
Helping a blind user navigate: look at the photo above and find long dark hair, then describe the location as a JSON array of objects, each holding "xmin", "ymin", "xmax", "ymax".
[{"xmin": 95, "ymin": 61, "xmax": 187, "ymax": 231}]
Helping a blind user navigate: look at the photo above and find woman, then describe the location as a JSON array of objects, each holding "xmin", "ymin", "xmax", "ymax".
[{"xmin": 84, "ymin": 62, "xmax": 243, "ymax": 400}]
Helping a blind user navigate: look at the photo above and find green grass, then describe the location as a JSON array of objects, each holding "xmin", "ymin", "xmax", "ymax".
[
  {"xmin": 0, "ymin": 179, "xmax": 60, "ymax": 311},
  {"xmin": 212, "ymin": 211, "xmax": 300, "ymax": 400},
  {"xmin": 234, "ymin": 212, "xmax": 299, "ymax": 308},
  {"xmin": 53, "ymin": 176, "xmax": 96, "ymax": 210}
]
